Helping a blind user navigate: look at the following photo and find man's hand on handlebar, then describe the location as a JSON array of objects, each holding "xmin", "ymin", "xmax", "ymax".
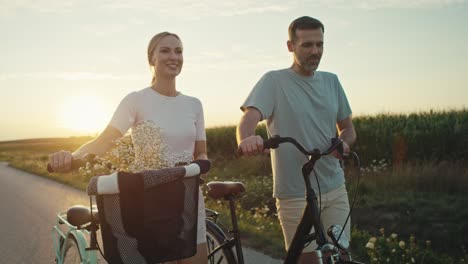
[
  {"xmin": 48, "ymin": 150, "xmax": 73, "ymax": 173},
  {"xmin": 238, "ymin": 135, "xmax": 270, "ymax": 156},
  {"xmin": 331, "ymin": 141, "xmax": 350, "ymax": 160}
]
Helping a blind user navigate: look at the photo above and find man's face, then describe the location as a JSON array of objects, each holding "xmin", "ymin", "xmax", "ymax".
[{"xmin": 288, "ymin": 28, "xmax": 324, "ymax": 74}]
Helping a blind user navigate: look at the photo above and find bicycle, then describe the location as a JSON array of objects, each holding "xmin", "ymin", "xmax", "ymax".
[
  {"xmin": 50, "ymin": 158, "xmax": 211, "ymax": 264},
  {"xmin": 201, "ymin": 135, "xmax": 363, "ymax": 264}
]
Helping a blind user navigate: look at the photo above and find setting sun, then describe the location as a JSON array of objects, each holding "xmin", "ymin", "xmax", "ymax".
[{"xmin": 58, "ymin": 95, "xmax": 110, "ymax": 134}]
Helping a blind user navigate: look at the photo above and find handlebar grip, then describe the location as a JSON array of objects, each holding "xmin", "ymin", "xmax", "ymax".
[
  {"xmin": 47, "ymin": 163, "xmax": 54, "ymax": 173},
  {"xmin": 47, "ymin": 154, "xmax": 95, "ymax": 173},
  {"xmin": 331, "ymin": 138, "xmax": 344, "ymax": 156},
  {"xmin": 264, "ymin": 135, "xmax": 281, "ymax": 149},
  {"xmin": 190, "ymin": 159, "xmax": 211, "ymax": 174}
]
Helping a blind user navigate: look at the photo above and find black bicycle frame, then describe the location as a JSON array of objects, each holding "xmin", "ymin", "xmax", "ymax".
[
  {"xmin": 227, "ymin": 195, "xmax": 245, "ymax": 264},
  {"xmin": 283, "ymin": 152, "xmax": 328, "ymax": 263},
  {"xmin": 207, "ymin": 195, "xmax": 245, "ymax": 264}
]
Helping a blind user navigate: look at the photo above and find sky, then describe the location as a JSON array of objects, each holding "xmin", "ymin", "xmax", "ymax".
[{"xmin": 1, "ymin": 0, "xmax": 467, "ymax": 141}]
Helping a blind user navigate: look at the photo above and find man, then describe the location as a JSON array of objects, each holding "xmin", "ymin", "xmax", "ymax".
[{"xmin": 236, "ymin": 16, "xmax": 356, "ymax": 263}]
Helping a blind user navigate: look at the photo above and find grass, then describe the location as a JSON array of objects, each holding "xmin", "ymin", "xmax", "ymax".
[
  {"xmin": 4, "ymin": 145, "xmax": 466, "ymax": 261},
  {"xmin": 2, "ymin": 109, "xmax": 468, "ymax": 261}
]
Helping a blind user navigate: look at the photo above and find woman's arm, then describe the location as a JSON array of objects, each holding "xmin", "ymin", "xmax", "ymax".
[
  {"xmin": 193, "ymin": 140, "xmax": 208, "ymax": 160},
  {"xmin": 72, "ymin": 125, "xmax": 123, "ymax": 159},
  {"xmin": 49, "ymin": 125, "xmax": 122, "ymax": 172}
]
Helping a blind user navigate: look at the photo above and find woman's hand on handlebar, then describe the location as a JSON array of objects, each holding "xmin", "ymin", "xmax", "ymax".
[
  {"xmin": 238, "ymin": 135, "xmax": 270, "ymax": 156},
  {"xmin": 48, "ymin": 150, "xmax": 73, "ymax": 173}
]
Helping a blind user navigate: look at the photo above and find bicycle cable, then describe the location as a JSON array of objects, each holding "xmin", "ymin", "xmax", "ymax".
[
  {"xmin": 313, "ymin": 168, "xmax": 322, "ymax": 237},
  {"xmin": 89, "ymin": 197, "xmax": 108, "ymax": 262},
  {"xmin": 336, "ymin": 151, "xmax": 361, "ymax": 244}
]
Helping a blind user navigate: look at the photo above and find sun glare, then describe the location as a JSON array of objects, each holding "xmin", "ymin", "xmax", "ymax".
[{"xmin": 58, "ymin": 95, "xmax": 110, "ymax": 134}]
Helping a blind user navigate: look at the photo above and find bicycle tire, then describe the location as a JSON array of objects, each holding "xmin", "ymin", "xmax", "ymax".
[
  {"xmin": 206, "ymin": 220, "xmax": 237, "ymax": 264},
  {"xmin": 61, "ymin": 235, "xmax": 84, "ymax": 264}
]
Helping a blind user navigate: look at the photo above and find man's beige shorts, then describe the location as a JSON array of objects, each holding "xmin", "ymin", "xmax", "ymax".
[{"xmin": 275, "ymin": 184, "xmax": 351, "ymax": 253}]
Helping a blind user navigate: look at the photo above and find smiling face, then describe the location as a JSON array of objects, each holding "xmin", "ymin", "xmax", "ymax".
[
  {"xmin": 149, "ymin": 34, "xmax": 183, "ymax": 80},
  {"xmin": 287, "ymin": 28, "xmax": 324, "ymax": 76}
]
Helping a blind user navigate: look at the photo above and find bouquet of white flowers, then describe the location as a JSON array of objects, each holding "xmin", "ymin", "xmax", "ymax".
[{"xmin": 79, "ymin": 121, "xmax": 192, "ymax": 176}]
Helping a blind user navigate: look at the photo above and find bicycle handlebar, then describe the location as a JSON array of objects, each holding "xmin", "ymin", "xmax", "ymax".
[
  {"xmin": 47, "ymin": 155, "xmax": 211, "ymax": 196},
  {"xmin": 263, "ymin": 135, "xmax": 344, "ymax": 157},
  {"xmin": 84, "ymin": 159, "xmax": 210, "ymax": 195},
  {"xmin": 47, "ymin": 154, "xmax": 97, "ymax": 173}
]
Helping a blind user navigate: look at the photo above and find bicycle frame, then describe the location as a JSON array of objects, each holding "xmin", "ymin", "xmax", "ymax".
[
  {"xmin": 51, "ymin": 211, "xmax": 98, "ymax": 264},
  {"xmin": 264, "ymin": 135, "xmax": 361, "ymax": 264},
  {"xmin": 206, "ymin": 198, "xmax": 245, "ymax": 264},
  {"xmin": 284, "ymin": 153, "xmax": 329, "ymax": 263}
]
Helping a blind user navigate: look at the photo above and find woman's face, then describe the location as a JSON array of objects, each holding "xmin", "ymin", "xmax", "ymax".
[{"xmin": 151, "ymin": 35, "xmax": 183, "ymax": 78}]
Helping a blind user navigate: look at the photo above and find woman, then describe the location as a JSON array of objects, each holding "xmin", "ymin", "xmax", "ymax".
[{"xmin": 49, "ymin": 32, "xmax": 209, "ymax": 264}]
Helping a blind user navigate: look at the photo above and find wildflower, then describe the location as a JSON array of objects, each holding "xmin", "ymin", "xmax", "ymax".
[
  {"xmin": 391, "ymin": 233, "xmax": 398, "ymax": 239},
  {"xmin": 426, "ymin": 240, "xmax": 431, "ymax": 247},
  {"xmin": 369, "ymin": 237, "xmax": 377, "ymax": 243},
  {"xmin": 366, "ymin": 242, "xmax": 375, "ymax": 249},
  {"xmin": 380, "ymin": 228, "xmax": 385, "ymax": 235},
  {"xmin": 411, "ymin": 257, "xmax": 415, "ymax": 263},
  {"xmin": 399, "ymin": 241, "xmax": 405, "ymax": 249}
]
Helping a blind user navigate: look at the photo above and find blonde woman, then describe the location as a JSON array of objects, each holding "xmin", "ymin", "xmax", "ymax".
[{"xmin": 49, "ymin": 32, "xmax": 209, "ymax": 264}]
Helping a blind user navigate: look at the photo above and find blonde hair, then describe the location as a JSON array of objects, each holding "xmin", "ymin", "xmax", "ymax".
[{"xmin": 147, "ymin": 32, "xmax": 181, "ymax": 85}]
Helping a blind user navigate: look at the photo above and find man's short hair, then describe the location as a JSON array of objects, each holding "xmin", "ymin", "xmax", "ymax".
[{"xmin": 288, "ymin": 16, "xmax": 325, "ymax": 43}]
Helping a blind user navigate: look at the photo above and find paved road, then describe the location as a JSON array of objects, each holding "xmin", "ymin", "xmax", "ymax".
[{"xmin": 0, "ymin": 162, "xmax": 282, "ymax": 264}]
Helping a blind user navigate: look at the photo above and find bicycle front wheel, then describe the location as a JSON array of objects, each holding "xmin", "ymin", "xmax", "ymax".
[
  {"xmin": 61, "ymin": 235, "xmax": 83, "ymax": 264},
  {"xmin": 206, "ymin": 220, "xmax": 237, "ymax": 264}
]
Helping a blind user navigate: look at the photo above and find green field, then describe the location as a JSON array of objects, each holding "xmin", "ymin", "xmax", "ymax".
[{"xmin": 1, "ymin": 109, "xmax": 467, "ymax": 263}]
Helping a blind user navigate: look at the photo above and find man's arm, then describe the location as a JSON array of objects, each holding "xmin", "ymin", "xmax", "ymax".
[
  {"xmin": 236, "ymin": 107, "xmax": 268, "ymax": 156},
  {"xmin": 334, "ymin": 115, "xmax": 356, "ymax": 158}
]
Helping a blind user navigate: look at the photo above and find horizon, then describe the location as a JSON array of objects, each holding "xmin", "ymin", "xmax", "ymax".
[
  {"xmin": 1, "ymin": 108, "xmax": 466, "ymax": 142},
  {"xmin": 1, "ymin": 0, "xmax": 467, "ymax": 141}
]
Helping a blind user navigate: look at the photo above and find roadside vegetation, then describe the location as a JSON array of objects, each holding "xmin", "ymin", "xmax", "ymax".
[{"xmin": 1, "ymin": 109, "xmax": 467, "ymax": 262}]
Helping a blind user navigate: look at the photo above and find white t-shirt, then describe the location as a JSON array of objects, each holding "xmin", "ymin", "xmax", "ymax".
[
  {"xmin": 109, "ymin": 87, "xmax": 206, "ymax": 158},
  {"xmin": 109, "ymin": 87, "xmax": 207, "ymax": 243}
]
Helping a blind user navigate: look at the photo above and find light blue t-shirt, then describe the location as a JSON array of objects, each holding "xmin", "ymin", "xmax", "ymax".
[{"xmin": 241, "ymin": 69, "xmax": 352, "ymax": 198}]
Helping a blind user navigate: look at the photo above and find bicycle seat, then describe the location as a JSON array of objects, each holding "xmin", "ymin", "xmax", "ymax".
[
  {"xmin": 206, "ymin": 181, "xmax": 245, "ymax": 200},
  {"xmin": 66, "ymin": 205, "xmax": 99, "ymax": 227}
]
